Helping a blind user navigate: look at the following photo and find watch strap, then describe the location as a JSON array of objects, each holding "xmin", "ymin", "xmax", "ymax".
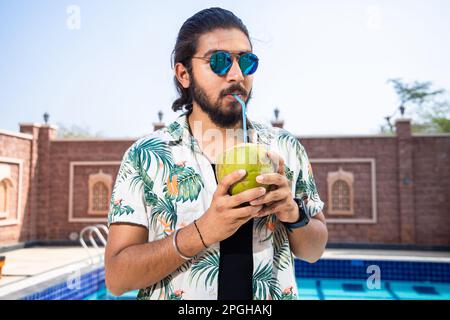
[{"xmin": 282, "ymin": 197, "xmax": 309, "ymax": 231}]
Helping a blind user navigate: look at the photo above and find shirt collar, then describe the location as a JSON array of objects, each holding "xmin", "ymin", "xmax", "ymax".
[{"xmin": 165, "ymin": 111, "xmax": 273, "ymax": 153}]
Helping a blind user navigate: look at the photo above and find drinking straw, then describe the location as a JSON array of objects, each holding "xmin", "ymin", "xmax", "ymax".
[{"xmin": 233, "ymin": 94, "xmax": 247, "ymax": 143}]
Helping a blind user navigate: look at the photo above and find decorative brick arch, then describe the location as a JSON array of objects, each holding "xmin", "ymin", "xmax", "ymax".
[
  {"xmin": 327, "ymin": 167, "xmax": 354, "ymax": 216},
  {"xmin": 0, "ymin": 177, "xmax": 14, "ymax": 219},
  {"xmin": 87, "ymin": 169, "xmax": 112, "ymax": 216}
]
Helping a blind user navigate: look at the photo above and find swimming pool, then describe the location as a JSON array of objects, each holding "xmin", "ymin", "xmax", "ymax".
[
  {"xmin": 22, "ymin": 258, "xmax": 450, "ymax": 300},
  {"xmin": 83, "ymin": 278, "xmax": 450, "ymax": 300}
]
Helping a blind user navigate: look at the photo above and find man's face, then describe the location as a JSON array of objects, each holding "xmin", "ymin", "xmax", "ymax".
[{"xmin": 189, "ymin": 28, "xmax": 254, "ymax": 128}]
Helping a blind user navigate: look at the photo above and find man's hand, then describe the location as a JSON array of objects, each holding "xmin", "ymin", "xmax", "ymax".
[
  {"xmin": 196, "ymin": 169, "xmax": 266, "ymax": 245},
  {"xmin": 249, "ymin": 151, "xmax": 299, "ymax": 223}
]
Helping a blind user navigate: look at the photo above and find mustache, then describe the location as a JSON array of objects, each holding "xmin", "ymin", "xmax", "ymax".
[{"xmin": 221, "ymin": 85, "xmax": 248, "ymax": 97}]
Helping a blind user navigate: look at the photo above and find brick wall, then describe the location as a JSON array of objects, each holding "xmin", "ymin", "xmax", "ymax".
[
  {"xmin": 302, "ymin": 136, "xmax": 401, "ymax": 244},
  {"xmin": 0, "ymin": 130, "xmax": 33, "ymax": 245},
  {"xmin": 45, "ymin": 140, "xmax": 132, "ymax": 240},
  {"xmin": 412, "ymin": 136, "xmax": 450, "ymax": 245},
  {"xmin": 1, "ymin": 119, "xmax": 449, "ymax": 247}
]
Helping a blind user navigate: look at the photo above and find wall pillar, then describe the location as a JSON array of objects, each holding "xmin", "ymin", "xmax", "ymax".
[{"xmin": 395, "ymin": 119, "xmax": 415, "ymax": 244}]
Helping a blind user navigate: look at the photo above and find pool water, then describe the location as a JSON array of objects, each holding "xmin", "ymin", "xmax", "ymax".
[
  {"xmin": 84, "ymin": 278, "xmax": 450, "ymax": 300},
  {"xmin": 22, "ymin": 258, "xmax": 450, "ymax": 300},
  {"xmin": 296, "ymin": 278, "xmax": 450, "ymax": 300}
]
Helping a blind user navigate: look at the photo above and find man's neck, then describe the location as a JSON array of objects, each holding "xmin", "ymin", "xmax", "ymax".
[{"xmin": 187, "ymin": 104, "xmax": 244, "ymax": 163}]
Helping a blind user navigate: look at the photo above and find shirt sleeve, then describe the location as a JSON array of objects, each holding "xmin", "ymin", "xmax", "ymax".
[
  {"xmin": 108, "ymin": 145, "xmax": 150, "ymax": 229},
  {"xmin": 294, "ymin": 142, "xmax": 325, "ymax": 218}
]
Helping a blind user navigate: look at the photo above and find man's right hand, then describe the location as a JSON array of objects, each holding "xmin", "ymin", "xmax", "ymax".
[{"xmin": 196, "ymin": 169, "xmax": 266, "ymax": 245}]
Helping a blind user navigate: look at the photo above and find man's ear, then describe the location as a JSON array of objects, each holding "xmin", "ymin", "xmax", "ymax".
[{"xmin": 174, "ymin": 63, "xmax": 190, "ymax": 89}]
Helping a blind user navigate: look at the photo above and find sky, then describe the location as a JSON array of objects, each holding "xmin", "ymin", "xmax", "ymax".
[{"xmin": 0, "ymin": 0, "xmax": 449, "ymax": 138}]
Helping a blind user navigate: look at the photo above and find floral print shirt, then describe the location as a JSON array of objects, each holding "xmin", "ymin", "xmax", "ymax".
[{"xmin": 107, "ymin": 111, "xmax": 325, "ymax": 300}]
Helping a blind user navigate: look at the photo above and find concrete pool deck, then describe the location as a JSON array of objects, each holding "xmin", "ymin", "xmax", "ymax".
[
  {"xmin": 0, "ymin": 246, "xmax": 449, "ymax": 299},
  {"xmin": 0, "ymin": 247, "xmax": 104, "ymax": 299}
]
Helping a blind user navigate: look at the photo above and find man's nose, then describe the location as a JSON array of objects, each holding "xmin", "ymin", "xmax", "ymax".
[{"xmin": 225, "ymin": 57, "xmax": 245, "ymax": 83}]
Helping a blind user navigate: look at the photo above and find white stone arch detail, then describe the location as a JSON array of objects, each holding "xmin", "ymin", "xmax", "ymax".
[
  {"xmin": 0, "ymin": 177, "xmax": 14, "ymax": 219},
  {"xmin": 327, "ymin": 167, "xmax": 354, "ymax": 216},
  {"xmin": 87, "ymin": 169, "xmax": 112, "ymax": 216}
]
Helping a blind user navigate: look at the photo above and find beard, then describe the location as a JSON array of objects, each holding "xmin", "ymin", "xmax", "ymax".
[{"xmin": 189, "ymin": 73, "xmax": 253, "ymax": 128}]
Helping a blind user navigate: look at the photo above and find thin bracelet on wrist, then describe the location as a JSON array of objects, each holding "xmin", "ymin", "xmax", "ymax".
[
  {"xmin": 193, "ymin": 219, "xmax": 208, "ymax": 249},
  {"xmin": 172, "ymin": 229, "xmax": 193, "ymax": 260}
]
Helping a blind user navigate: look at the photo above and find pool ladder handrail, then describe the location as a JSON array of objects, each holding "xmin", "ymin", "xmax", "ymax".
[{"xmin": 79, "ymin": 224, "xmax": 109, "ymax": 264}]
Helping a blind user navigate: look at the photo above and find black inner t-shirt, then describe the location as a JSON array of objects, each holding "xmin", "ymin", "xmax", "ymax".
[{"xmin": 210, "ymin": 163, "xmax": 254, "ymax": 300}]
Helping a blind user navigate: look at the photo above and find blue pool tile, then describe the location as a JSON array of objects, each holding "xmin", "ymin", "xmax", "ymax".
[
  {"xmin": 22, "ymin": 267, "xmax": 105, "ymax": 300},
  {"xmin": 319, "ymin": 279, "xmax": 394, "ymax": 300},
  {"xmin": 342, "ymin": 283, "xmax": 365, "ymax": 292},
  {"xmin": 295, "ymin": 259, "xmax": 450, "ymax": 283},
  {"xmin": 412, "ymin": 286, "xmax": 439, "ymax": 295},
  {"xmin": 351, "ymin": 260, "xmax": 364, "ymax": 267},
  {"xmin": 389, "ymin": 281, "xmax": 450, "ymax": 300}
]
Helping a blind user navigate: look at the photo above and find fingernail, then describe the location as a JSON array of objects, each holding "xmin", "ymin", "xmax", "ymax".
[
  {"xmin": 239, "ymin": 169, "xmax": 246, "ymax": 175},
  {"xmin": 256, "ymin": 175, "xmax": 263, "ymax": 182},
  {"xmin": 259, "ymin": 187, "xmax": 266, "ymax": 194}
]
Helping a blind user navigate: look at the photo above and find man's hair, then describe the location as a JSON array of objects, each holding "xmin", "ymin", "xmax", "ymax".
[{"xmin": 171, "ymin": 7, "xmax": 251, "ymax": 113}]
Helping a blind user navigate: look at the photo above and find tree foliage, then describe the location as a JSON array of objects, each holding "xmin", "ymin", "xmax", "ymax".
[{"xmin": 381, "ymin": 79, "xmax": 450, "ymax": 134}]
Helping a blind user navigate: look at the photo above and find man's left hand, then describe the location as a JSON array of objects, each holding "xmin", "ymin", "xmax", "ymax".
[{"xmin": 249, "ymin": 151, "xmax": 299, "ymax": 223}]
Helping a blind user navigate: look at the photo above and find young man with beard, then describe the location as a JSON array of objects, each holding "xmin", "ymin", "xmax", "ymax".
[{"xmin": 105, "ymin": 7, "xmax": 327, "ymax": 300}]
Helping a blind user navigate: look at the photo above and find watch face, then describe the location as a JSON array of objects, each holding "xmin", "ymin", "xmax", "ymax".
[
  {"xmin": 300, "ymin": 199, "xmax": 309, "ymax": 219},
  {"xmin": 295, "ymin": 197, "xmax": 307, "ymax": 217}
]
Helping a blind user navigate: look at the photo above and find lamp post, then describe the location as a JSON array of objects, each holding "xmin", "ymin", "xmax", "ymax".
[
  {"xmin": 43, "ymin": 112, "xmax": 49, "ymax": 124},
  {"xmin": 271, "ymin": 107, "xmax": 284, "ymax": 128},
  {"xmin": 153, "ymin": 110, "xmax": 165, "ymax": 131},
  {"xmin": 399, "ymin": 105, "xmax": 405, "ymax": 117}
]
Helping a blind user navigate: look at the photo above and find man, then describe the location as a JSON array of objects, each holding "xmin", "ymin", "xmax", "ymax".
[{"xmin": 105, "ymin": 7, "xmax": 327, "ymax": 300}]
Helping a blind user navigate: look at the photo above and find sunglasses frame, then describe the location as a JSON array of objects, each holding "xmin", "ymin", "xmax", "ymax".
[{"xmin": 192, "ymin": 50, "xmax": 259, "ymax": 76}]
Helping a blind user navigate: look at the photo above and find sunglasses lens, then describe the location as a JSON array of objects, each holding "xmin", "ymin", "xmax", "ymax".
[
  {"xmin": 210, "ymin": 52, "xmax": 232, "ymax": 75},
  {"xmin": 239, "ymin": 53, "xmax": 259, "ymax": 75}
]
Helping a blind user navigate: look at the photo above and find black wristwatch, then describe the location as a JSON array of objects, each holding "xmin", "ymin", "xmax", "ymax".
[{"xmin": 282, "ymin": 197, "xmax": 310, "ymax": 231}]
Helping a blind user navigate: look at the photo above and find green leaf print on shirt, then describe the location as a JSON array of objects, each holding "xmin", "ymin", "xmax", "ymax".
[
  {"xmin": 150, "ymin": 196, "xmax": 177, "ymax": 236},
  {"xmin": 130, "ymin": 137, "xmax": 174, "ymax": 184},
  {"xmin": 255, "ymin": 214, "xmax": 277, "ymax": 242},
  {"xmin": 143, "ymin": 184, "xmax": 158, "ymax": 207},
  {"xmin": 277, "ymin": 129, "xmax": 307, "ymax": 160},
  {"xmin": 116, "ymin": 158, "xmax": 134, "ymax": 185},
  {"xmin": 137, "ymin": 275, "xmax": 174, "ymax": 300},
  {"xmin": 284, "ymin": 165, "xmax": 294, "ymax": 183},
  {"xmin": 281, "ymin": 286, "xmax": 297, "ymax": 300},
  {"xmin": 109, "ymin": 200, "xmax": 134, "ymax": 217},
  {"xmin": 164, "ymin": 164, "xmax": 204, "ymax": 203},
  {"xmin": 108, "ymin": 190, "xmax": 135, "ymax": 223},
  {"xmin": 166, "ymin": 121, "xmax": 183, "ymax": 140},
  {"xmin": 129, "ymin": 162, "xmax": 153, "ymax": 191},
  {"xmin": 296, "ymin": 168, "xmax": 321, "ymax": 203},
  {"xmin": 273, "ymin": 222, "xmax": 292, "ymax": 271},
  {"xmin": 118, "ymin": 138, "xmax": 172, "ymax": 208},
  {"xmin": 137, "ymin": 260, "xmax": 192, "ymax": 300},
  {"xmin": 251, "ymin": 122, "xmax": 275, "ymax": 145},
  {"xmin": 255, "ymin": 215, "xmax": 292, "ymax": 271},
  {"xmin": 168, "ymin": 290, "xmax": 185, "ymax": 300},
  {"xmin": 188, "ymin": 248, "xmax": 219, "ymax": 289},
  {"xmin": 252, "ymin": 261, "xmax": 282, "ymax": 300}
]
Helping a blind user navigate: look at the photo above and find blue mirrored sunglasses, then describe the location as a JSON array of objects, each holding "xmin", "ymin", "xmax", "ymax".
[{"xmin": 192, "ymin": 51, "xmax": 259, "ymax": 76}]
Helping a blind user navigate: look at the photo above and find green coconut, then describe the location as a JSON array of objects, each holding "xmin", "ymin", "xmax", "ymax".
[{"xmin": 215, "ymin": 143, "xmax": 274, "ymax": 195}]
